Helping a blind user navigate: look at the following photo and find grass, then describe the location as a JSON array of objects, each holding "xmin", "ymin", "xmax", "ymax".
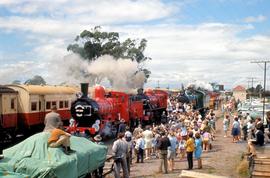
[
  {"xmin": 207, "ymin": 167, "xmax": 216, "ymax": 174},
  {"xmin": 236, "ymin": 153, "xmax": 250, "ymax": 178}
]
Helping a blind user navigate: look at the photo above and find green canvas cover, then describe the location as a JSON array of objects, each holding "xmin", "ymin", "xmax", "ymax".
[
  {"xmin": 0, "ymin": 171, "xmax": 29, "ymax": 178},
  {"xmin": 0, "ymin": 132, "xmax": 107, "ymax": 178}
]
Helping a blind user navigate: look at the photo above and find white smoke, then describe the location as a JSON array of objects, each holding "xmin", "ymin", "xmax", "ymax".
[
  {"xmin": 52, "ymin": 53, "xmax": 145, "ymax": 91},
  {"xmin": 187, "ymin": 80, "xmax": 213, "ymax": 91}
]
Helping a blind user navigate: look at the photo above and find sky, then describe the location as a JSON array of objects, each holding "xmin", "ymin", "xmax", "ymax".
[{"xmin": 0, "ymin": 0, "xmax": 270, "ymax": 90}]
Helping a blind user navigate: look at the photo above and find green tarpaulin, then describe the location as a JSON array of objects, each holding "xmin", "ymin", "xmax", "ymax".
[{"xmin": 0, "ymin": 132, "xmax": 107, "ymax": 178}]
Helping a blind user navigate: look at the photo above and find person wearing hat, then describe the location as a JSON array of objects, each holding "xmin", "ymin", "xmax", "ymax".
[
  {"xmin": 118, "ymin": 119, "xmax": 126, "ymax": 134},
  {"xmin": 124, "ymin": 127, "xmax": 133, "ymax": 173},
  {"xmin": 94, "ymin": 135, "xmax": 103, "ymax": 143},
  {"xmin": 112, "ymin": 132, "xmax": 129, "ymax": 178},
  {"xmin": 93, "ymin": 134, "xmax": 105, "ymax": 178},
  {"xmin": 135, "ymin": 133, "xmax": 145, "ymax": 163}
]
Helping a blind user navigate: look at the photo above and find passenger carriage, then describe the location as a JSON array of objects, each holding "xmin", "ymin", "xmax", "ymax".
[
  {"xmin": 0, "ymin": 86, "xmax": 18, "ymax": 140},
  {"xmin": 7, "ymin": 84, "xmax": 78, "ymax": 130}
]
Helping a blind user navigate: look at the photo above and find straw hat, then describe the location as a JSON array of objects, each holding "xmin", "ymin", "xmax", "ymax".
[
  {"xmin": 248, "ymin": 139, "xmax": 257, "ymax": 143},
  {"xmin": 94, "ymin": 134, "xmax": 102, "ymax": 142}
]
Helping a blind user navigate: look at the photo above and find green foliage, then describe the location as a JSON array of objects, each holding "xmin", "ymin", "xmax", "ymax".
[
  {"xmin": 67, "ymin": 26, "xmax": 151, "ymax": 81},
  {"xmin": 24, "ymin": 75, "xmax": 46, "ymax": 85},
  {"xmin": 12, "ymin": 80, "xmax": 21, "ymax": 84},
  {"xmin": 247, "ymin": 84, "xmax": 263, "ymax": 97},
  {"xmin": 255, "ymin": 84, "xmax": 263, "ymax": 93}
]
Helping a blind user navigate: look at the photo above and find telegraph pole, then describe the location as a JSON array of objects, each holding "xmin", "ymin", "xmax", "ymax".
[
  {"xmin": 247, "ymin": 77, "xmax": 259, "ymax": 92},
  {"xmin": 247, "ymin": 77, "xmax": 259, "ymax": 102},
  {"xmin": 251, "ymin": 60, "xmax": 270, "ymax": 124}
]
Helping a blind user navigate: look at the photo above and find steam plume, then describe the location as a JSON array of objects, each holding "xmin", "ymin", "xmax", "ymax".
[
  {"xmin": 187, "ymin": 81, "xmax": 213, "ymax": 91},
  {"xmin": 54, "ymin": 53, "xmax": 145, "ymax": 91}
]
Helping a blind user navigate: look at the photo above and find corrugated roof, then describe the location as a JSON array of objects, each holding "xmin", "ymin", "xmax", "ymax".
[
  {"xmin": 7, "ymin": 84, "xmax": 79, "ymax": 95},
  {"xmin": 233, "ymin": 85, "xmax": 246, "ymax": 91},
  {"xmin": 0, "ymin": 85, "xmax": 17, "ymax": 93}
]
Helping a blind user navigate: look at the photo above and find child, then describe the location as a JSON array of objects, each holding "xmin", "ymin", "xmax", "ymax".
[
  {"xmin": 135, "ymin": 134, "xmax": 145, "ymax": 163},
  {"xmin": 178, "ymin": 140, "xmax": 186, "ymax": 160},
  {"xmin": 223, "ymin": 115, "xmax": 229, "ymax": 137},
  {"xmin": 202, "ymin": 131, "xmax": 211, "ymax": 152},
  {"xmin": 48, "ymin": 128, "xmax": 75, "ymax": 155}
]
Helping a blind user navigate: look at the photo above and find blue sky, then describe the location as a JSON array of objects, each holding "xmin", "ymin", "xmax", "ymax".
[{"xmin": 0, "ymin": 0, "xmax": 270, "ymax": 90}]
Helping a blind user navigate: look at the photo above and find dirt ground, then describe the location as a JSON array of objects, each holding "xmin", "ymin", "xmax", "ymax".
[
  {"xmin": 105, "ymin": 111, "xmax": 270, "ymax": 178},
  {"xmin": 126, "ymin": 111, "xmax": 245, "ymax": 178}
]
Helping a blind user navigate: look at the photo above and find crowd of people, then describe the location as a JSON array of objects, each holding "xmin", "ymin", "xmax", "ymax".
[
  {"xmin": 111, "ymin": 96, "xmax": 219, "ymax": 178},
  {"xmin": 222, "ymin": 105, "xmax": 270, "ymax": 146}
]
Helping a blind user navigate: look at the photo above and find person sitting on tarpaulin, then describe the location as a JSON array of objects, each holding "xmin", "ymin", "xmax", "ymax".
[{"xmin": 44, "ymin": 110, "xmax": 75, "ymax": 155}]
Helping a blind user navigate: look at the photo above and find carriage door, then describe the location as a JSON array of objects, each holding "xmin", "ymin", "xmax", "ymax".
[{"xmin": 39, "ymin": 95, "xmax": 45, "ymax": 124}]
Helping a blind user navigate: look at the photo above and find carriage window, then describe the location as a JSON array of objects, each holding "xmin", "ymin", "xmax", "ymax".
[
  {"xmin": 46, "ymin": 101, "xmax": 51, "ymax": 110},
  {"xmin": 31, "ymin": 102, "xmax": 37, "ymax": 111},
  {"xmin": 52, "ymin": 101, "xmax": 57, "ymax": 108},
  {"xmin": 59, "ymin": 101, "xmax": 64, "ymax": 109},
  {"xmin": 64, "ymin": 101, "xmax": 69, "ymax": 108},
  {"xmin": 11, "ymin": 98, "xmax": 15, "ymax": 109}
]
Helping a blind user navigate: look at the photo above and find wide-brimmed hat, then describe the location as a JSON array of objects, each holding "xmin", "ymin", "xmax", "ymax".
[
  {"xmin": 120, "ymin": 119, "xmax": 125, "ymax": 122},
  {"xmin": 248, "ymin": 139, "xmax": 257, "ymax": 143},
  {"xmin": 94, "ymin": 135, "xmax": 102, "ymax": 141}
]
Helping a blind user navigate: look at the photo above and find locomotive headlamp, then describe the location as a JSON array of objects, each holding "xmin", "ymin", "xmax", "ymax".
[{"xmin": 75, "ymin": 105, "xmax": 84, "ymax": 117}]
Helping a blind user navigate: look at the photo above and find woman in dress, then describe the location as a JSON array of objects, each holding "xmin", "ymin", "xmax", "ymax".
[
  {"xmin": 194, "ymin": 132, "xmax": 202, "ymax": 169},
  {"xmin": 231, "ymin": 117, "xmax": 240, "ymax": 143}
]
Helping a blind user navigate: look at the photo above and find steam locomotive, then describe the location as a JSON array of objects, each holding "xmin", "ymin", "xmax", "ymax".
[{"xmin": 68, "ymin": 83, "xmax": 168, "ymax": 137}]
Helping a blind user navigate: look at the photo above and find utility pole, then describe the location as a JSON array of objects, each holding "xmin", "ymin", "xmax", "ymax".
[
  {"xmin": 247, "ymin": 77, "xmax": 259, "ymax": 102},
  {"xmin": 247, "ymin": 77, "xmax": 259, "ymax": 92},
  {"xmin": 251, "ymin": 60, "xmax": 270, "ymax": 124}
]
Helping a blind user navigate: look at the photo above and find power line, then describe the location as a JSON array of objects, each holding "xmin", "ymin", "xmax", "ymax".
[{"xmin": 251, "ymin": 60, "xmax": 270, "ymax": 123}]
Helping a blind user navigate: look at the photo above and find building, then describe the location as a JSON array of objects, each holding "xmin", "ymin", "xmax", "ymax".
[{"xmin": 232, "ymin": 85, "xmax": 247, "ymax": 102}]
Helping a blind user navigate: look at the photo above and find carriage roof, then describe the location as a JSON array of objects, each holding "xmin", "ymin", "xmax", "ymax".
[
  {"xmin": 6, "ymin": 84, "xmax": 78, "ymax": 95},
  {"xmin": 0, "ymin": 85, "xmax": 18, "ymax": 94}
]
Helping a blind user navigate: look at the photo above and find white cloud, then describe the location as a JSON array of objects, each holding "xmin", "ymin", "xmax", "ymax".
[
  {"xmin": 243, "ymin": 15, "xmax": 267, "ymax": 23},
  {"xmin": 1, "ymin": 1, "xmax": 270, "ymax": 89},
  {"xmin": 0, "ymin": 61, "xmax": 44, "ymax": 84},
  {"xmin": 0, "ymin": 0, "xmax": 178, "ymax": 24}
]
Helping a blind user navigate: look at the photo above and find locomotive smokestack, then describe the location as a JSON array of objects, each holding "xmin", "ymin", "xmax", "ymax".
[{"xmin": 81, "ymin": 83, "xmax": 89, "ymax": 98}]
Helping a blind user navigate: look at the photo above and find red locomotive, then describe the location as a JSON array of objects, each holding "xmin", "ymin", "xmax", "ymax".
[{"xmin": 68, "ymin": 83, "xmax": 168, "ymax": 137}]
